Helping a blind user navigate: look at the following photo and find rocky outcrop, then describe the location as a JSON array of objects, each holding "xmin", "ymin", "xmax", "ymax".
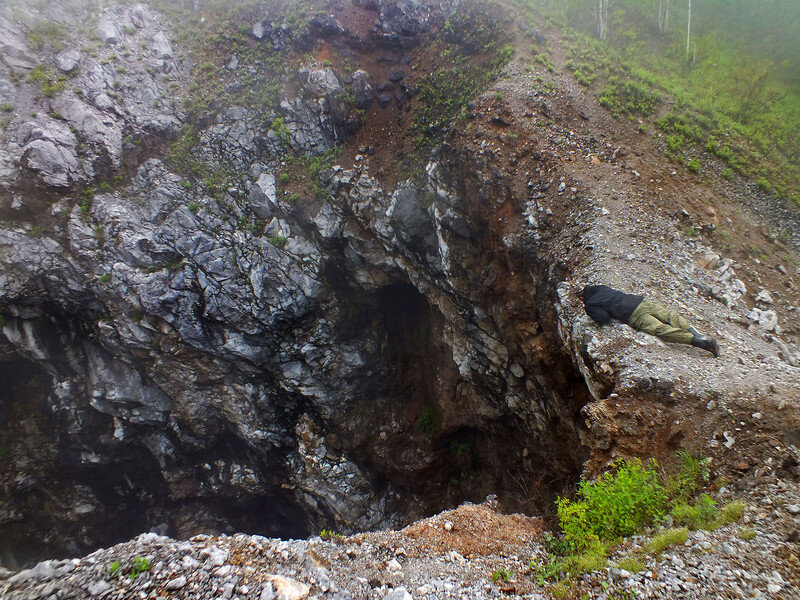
[{"xmin": 0, "ymin": 0, "xmax": 587, "ymax": 568}]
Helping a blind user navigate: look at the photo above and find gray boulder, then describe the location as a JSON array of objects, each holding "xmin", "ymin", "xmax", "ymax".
[
  {"xmin": 55, "ymin": 49, "xmax": 81, "ymax": 72},
  {"xmin": 97, "ymin": 14, "xmax": 121, "ymax": 44}
]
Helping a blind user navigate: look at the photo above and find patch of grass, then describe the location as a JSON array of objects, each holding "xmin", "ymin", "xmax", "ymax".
[
  {"xmin": 717, "ymin": 500, "xmax": 746, "ymax": 525},
  {"xmin": 738, "ymin": 527, "xmax": 756, "ymax": 541},
  {"xmin": 645, "ymin": 527, "xmax": 689, "ymax": 555},
  {"xmin": 188, "ymin": 202, "xmax": 199, "ymax": 213},
  {"xmin": 27, "ymin": 64, "xmax": 68, "ymax": 98},
  {"xmin": 598, "ymin": 77, "xmax": 660, "ymax": 117},
  {"xmin": 129, "ymin": 556, "xmax": 151, "ymax": 580},
  {"xmin": 268, "ymin": 233, "xmax": 288, "ymax": 249},
  {"xmin": 320, "ymin": 529, "xmax": 343, "ymax": 541},
  {"xmin": 97, "ymin": 274, "xmax": 111, "ymax": 283},
  {"xmin": 686, "ymin": 158, "xmax": 701, "ymax": 173},
  {"xmin": 1, "ymin": 103, "xmax": 12, "ymax": 112},
  {"xmin": 670, "ymin": 493, "xmax": 718, "ymax": 530},
  {"xmin": 417, "ymin": 406, "xmax": 437, "ymax": 434},
  {"xmin": 617, "ymin": 556, "xmax": 647, "ymax": 573}
]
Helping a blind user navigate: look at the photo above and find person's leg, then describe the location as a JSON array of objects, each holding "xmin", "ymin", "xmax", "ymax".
[
  {"xmin": 629, "ymin": 300, "xmax": 694, "ymax": 344},
  {"xmin": 646, "ymin": 300, "xmax": 694, "ymax": 333}
]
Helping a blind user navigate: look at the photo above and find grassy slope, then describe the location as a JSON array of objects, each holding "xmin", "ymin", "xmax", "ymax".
[{"xmin": 513, "ymin": 0, "xmax": 800, "ymax": 209}]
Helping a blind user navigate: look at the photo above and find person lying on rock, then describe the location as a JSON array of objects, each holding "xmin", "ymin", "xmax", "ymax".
[{"xmin": 579, "ymin": 284, "xmax": 720, "ymax": 357}]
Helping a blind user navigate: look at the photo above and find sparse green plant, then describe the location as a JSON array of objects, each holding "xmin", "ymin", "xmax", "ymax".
[
  {"xmin": 27, "ymin": 20, "xmax": 67, "ymax": 52},
  {"xmin": 1, "ymin": 103, "xmax": 12, "ymax": 112},
  {"xmin": 320, "ymin": 529, "xmax": 343, "ymax": 541},
  {"xmin": 684, "ymin": 225, "xmax": 697, "ymax": 238},
  {"xmin": 108, "ymin": 560, "xmax": 122, "ymax": 579},
  {"xmin": 188, "ymin": 202, "xmax": 199, "ymax": 213},
  {"xmin": 687, "ymin": 158, "xmax": 700, "ymax": 173},
  {"xmin": 27, "ymin": 64, "xmax": 68, "ymax": 98},
  {"xmin": 490, "ymin": 567, "xmax": 513, "ymax": 583},
  {"xmin": 268, "ymin": 233, "xmax": 288, "ymax": 249},
  {"xmin": 97, "ymin": 273, "xmax": 111, "ymax": 283},
  {"xmin": 417, "ymin": 406, "xmax": 436, "ymax": 433},
  {"xmin": 645, "ymin": 527, "xmax": 689, "ymax": 555},
  {"xmin": 129, "ymin": 556, "xmax": 151, "ymax": 580}
]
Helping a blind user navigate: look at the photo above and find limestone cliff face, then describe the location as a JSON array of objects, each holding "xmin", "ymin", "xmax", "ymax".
[{"xmin": 0, "ymin": 0, "xmax": 589, "ymax": 567}]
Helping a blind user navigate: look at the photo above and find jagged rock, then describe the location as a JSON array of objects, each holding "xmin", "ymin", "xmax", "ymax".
[
  {"xmin": 308, "ymin": 14, "xmax": 345, "ymax": 38},
  {"xmin": 307, "ymin": 68, "xmax": 342, "ymax": 96},
  {"xmin": 377, "ymin": 92, "xmax": 393, "ymax": 107},
  {"xmin": 378, "ymin": 0, "xmax": 431, "ymax": 38},
  {"xmin": 756, "ymin": 289, "xmax": 774, "ymax": 305},
  {"xmin": 55, "ymin": 49, "xmax": 81, "ymax": 73},
  {"xmin": 248, "ymin": 172, "xmax": 278, "ymax": 219},
  {"xmin": 351, "ymin": 70, "xmax": 374, "ymax": 109},
  {"xmin": 266, "ymin": 575, "xmax": 310, "ymax": 600},
  {"xmin": 387, "ymin": 68, "xmax": 405, "ymax": 82},
  {"xmin": 50, "ymin": 97, "xmax": 123, "ymax": 173}
]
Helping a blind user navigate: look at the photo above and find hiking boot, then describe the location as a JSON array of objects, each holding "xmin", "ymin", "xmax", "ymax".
[{"xmin": 691, "ymin": 334, "xmax": 720, "ymax": 358}]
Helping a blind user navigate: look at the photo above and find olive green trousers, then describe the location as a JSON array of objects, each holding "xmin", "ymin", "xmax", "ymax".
[{"xmin": 628, "ymin": 300, "xmax": 695, "ymax": 345}]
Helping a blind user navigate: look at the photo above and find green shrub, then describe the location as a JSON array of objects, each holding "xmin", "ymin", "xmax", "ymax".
[
  {"xmin": 687, "ymin": 158, "xmax": 700, "ymax": 173},
  {"xmin": 757, "ymin": 176, "xmax": 772, "ymax": 193},
  {"xmin": 556, "ymin": 459, "xmax": 666, "ymax": 551},
  {"xmin": 97, "ymin": 273, "xmax": 111, "ymax": 283},
  {"xmin": 722, "ymin": 168, "xmax": 734, "ymax": 180},
  {"xmin": 645, "ymin": 527, "xmax": 689, "ymax": 554}
]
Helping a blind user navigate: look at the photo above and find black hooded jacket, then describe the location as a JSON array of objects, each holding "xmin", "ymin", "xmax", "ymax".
[{"xmin": 581, "ymin": 285, "xmax": 644, "ymax": 326}]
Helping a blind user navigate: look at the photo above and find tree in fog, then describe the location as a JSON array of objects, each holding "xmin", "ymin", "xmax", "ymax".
[
  {"xmin": 658, "ymin": 0, "xmax": 670, "ymax": 34},
  {"xmin": 597, "ymin": 0, "xmax": 609, "ymax": 40}
]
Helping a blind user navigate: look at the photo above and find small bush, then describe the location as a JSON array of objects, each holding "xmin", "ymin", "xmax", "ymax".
[
  {"xmin": 687, "ymin": 158, "xmax": 700, "ymax": 173},
  {"xmin": 646, "ymin": 527, "xmax": 689, "ymax": 554},
  {"xmin": 556, "ymin": 459, "xmax": 666, "ymax": 551},
  {"xmin": 97, "ymin": 273, "xmax": 111, "ymax": 283}
]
